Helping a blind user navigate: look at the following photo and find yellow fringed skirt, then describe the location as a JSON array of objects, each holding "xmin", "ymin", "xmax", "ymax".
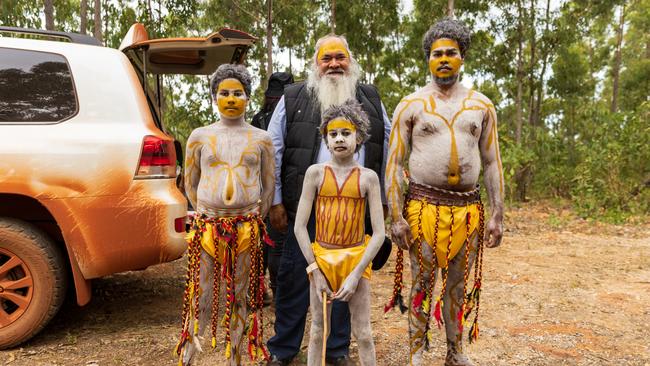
[
  {"xmin": 186, "ymin": 219, "xmax": 258, "ymax": 260},
  {"xmin": 405, "ymin": 200, "xmax": 480, "ymax": 268}
]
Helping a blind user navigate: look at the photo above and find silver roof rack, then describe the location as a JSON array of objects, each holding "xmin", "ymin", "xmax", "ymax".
[{"xmin": 0, "ymin": 26, "xmax": 102, "ymax": 46}]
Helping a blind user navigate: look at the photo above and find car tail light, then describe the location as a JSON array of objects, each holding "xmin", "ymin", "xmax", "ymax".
[
  {"xmin": 135, "ymin": 135, "xmax": 177, "ymax": 179},
  {"xmin": 174, "ymin": 217, "xmax": 186, "ymax": 233}
]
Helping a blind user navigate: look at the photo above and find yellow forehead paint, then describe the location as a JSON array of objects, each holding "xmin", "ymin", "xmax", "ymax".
[
  {"xmin": 430, "ymin": 38, "xmax": 460, "ymax": 54},
  {"xmin": 317, "ymin": 38, "xmax": 350, "ymax": 60},
  {"xmin": 327, "ymin": 118, "xmax": 356, "ymax": 132},
  {"xmin": 217, "ymin": 78, "xmax": 245, "ymax": 93}
]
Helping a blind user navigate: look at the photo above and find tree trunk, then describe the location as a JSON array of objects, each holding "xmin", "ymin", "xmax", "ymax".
[
  {"xmin": 395, "ymin": 26, "xmax": 403, "ymax": 89},
  {"xmin": 80, "ymin": 0, "xmax": 87, "ymax": 34},
  {"xmin": 515, "ymin": 0, "xmax": 524, "ymax": 145},
  {"xmin": 610, "ymin": 4, "xmax": 625, "ymax": 113},
  {"xmin": 532, "ymin": 0, "xmax": 551, "ymax": 128},
  {"xmin": 266, "ymin": 0, "xmax": 273, "ymax": 88},
  {"xmin": 93, "ymin": 0, "xmax": 102, "ymax": 43},
  {"xmin": 567, "ymin": 102, "xmax": 576, "ymax": 166},
  {"xmin": 331, "ymin": 0, "xmax": 336, "ymax": 33},
  {"xmin": 447, "ymin": 0, "xmax": 454, "ymax": 18},
  {"xmin": 44, "ymin": 0, "xmax": 54, "ymax": 30},
  {"xmin": 288, "ymin": 47, "xmax": 293, "ymax": 75},
  {"xmin": 527, "ymin": 0, "xmax": 537, "ymax": 130}
]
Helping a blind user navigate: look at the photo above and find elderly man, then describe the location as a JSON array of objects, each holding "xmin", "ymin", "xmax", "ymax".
[
  {"xmin": 266, "ymin": 34, "xmax": 391, "ymax": 366},
  {"xmin": 385, "ymin": 19, "xmax": 504, "ymax": 366}
]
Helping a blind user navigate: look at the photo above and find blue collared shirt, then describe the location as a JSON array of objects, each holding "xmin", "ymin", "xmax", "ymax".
[{"xmin": 267, "ymin": 95, "xmax": 392, "ymax": 205}]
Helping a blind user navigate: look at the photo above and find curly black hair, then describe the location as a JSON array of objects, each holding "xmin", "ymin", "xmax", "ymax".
[
  {"xmin": 209, "ymin": 64, "xmax": 252, "ymax": 99},
  {"xmin": 422, "ymin": 17, "xmax": 471, "ymax": 60}
]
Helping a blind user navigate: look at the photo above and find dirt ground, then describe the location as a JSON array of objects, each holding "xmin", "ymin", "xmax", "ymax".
[{"xmin": 1, "ymin": 202, "xmax": 649, "ymax": 366}]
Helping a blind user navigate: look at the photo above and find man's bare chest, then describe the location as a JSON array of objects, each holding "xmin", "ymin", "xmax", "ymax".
[{"xmin": 411, "ymin": 95, "xmax": 485, "ymax": 139}]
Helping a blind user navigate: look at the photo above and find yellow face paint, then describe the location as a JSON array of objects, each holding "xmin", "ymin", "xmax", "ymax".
[
  {"xmin": 327, "ymin": 118, "xmax": 356, "ymax": 132},
  {"xmin": 317, "ymin": 38, "xmax": 350, "ymax": 61},
  {"xmin": 428, "ymin": 38, "xmax": 463, "ymax": 79},
  {"xmin": 216, "ymin": 78, "xmax": 247, "ymax": 118}
]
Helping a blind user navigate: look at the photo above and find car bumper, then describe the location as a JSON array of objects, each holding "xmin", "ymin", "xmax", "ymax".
[{"xmin": 44, "ymin": 179, "xmax": 188, "ymax": 279}]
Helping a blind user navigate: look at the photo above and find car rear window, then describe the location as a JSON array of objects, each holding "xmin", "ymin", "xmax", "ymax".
[{"xmin": 0, "ymin": 47, "xmax": 77, "ymax": 123}]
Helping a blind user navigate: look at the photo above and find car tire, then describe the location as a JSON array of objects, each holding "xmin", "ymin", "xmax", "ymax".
[{"xmin": 0, "ymin": 217, "xmax": 67, "ymax": 349}]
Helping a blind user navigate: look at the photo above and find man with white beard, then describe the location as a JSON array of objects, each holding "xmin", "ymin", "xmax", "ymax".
[{"xmin": 266, "ymin": 34, "xmax": 391, "ymax": 366}]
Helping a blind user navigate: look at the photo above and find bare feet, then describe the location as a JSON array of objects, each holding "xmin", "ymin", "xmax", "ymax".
[{"xmin": 445, "ymin": 351, "xmax": 475, "ymax": 366}]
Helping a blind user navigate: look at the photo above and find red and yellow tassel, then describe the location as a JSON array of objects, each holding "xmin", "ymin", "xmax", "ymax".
[{"xmin": 433, "ymin": 296, "xmax": 444, "ymax": 329}]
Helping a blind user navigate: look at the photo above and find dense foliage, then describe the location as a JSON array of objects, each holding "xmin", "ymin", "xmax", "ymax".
[{"xmin": 2, "ymin": 0, "xmax": 647, "ymax": 221}]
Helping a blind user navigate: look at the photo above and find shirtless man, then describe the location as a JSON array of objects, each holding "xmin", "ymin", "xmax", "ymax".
[
  {"xmin": 294, "ymin": 101, "xmax": 385, "ymax": 366},
  {"xmin": 174, "ymin": 64, "xmax": 275, "ymax": 365},
  {"xmin": 385, "ymin": 18, "xmax": 504, "ymax": 366}
]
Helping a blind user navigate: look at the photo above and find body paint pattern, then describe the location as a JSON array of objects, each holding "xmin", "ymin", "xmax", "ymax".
[
  {"xmin": 315, "ymin": 166, "xmax": 366, "ymax": 246},
  {"xmin": 385, "ymin": 88, "xmax": 504, "ymax": 222},
  {"xmin": 184, "ymin": 124, "xmax": 275, "ymax": 217}
]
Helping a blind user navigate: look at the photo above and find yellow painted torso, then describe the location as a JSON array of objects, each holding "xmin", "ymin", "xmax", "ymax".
[{"xmin": 315, "ymin": 166, "xmax": 366, "ymax": 246}]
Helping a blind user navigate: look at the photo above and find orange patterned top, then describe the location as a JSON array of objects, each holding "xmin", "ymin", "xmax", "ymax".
[{"xmin": 315, "ymin": 166, "xmax": 366, "ymax": 246}]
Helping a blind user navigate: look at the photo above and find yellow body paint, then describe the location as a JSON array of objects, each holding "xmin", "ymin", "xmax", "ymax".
[
  {"xmin": 224, "ymin": 168, "xmax": 235, "ymax": 204},
  {"xmin": 216, "ymin": 79, "xmax": 246, "ymax": 118},
  {"xmin": 317, "ymin": 38, "xmax": 350, "ymax": 60},
  {"xmin": 428, "ymin": 39, "xmax": 463, "ymax": 79},
  {"xmin": 327, "ymin": 118, "xmax": 356, "ymax": 132},
  {"xmin": 202, "ymin": 131, "xmax": 274, "ymax": 204}
]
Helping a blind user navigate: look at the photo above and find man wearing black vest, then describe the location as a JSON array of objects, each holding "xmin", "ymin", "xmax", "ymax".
[{"xmin": 266, "ymin": 34, "xmax": 391, "ymax": 366}]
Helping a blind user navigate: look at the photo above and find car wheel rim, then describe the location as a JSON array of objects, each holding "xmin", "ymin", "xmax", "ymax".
[{"xmin": 0, "ymin": 248, "xmax": 34, "ymax": 328}]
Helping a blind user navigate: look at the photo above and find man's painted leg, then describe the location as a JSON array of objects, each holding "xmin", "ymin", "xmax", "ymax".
[
  {"xmin": 442, "ymin": 234, "xmax": 478, "ymax": 366},
  {"xmin": 407, "ymin": 242, "xmax": 435, "ymax": 366}
]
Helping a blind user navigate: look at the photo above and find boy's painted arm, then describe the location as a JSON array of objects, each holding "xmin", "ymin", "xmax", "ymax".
[
  {"xmin": 184, "ymin": 131, "xmax": 202, "ymax": 210},
  {"xmin": 259, "ymin": 134, "xmax": 276, "ymax": 218},
  {"xmin": 294, "ymin": 166, "xmax": 332, "ymax": 299},
  {"xmin": 293, "ymin": 165, "xmax": 318, "ymax": 265}
]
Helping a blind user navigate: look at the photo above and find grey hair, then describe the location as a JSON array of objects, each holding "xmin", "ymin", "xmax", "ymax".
[
  {"xmin": 320, "ymin": 100, "xmax": 370, "ymax": 153},
  {"xmin": 312, "ymin": 34, "xmax": 354, "ymax": 65},
  {"xmin": 209, "ymin": 64, "xmax": 252, "ymax": 99},
  {"xmin": 422, "ymin": 17, "xmax": 471, "ymax": 60}
]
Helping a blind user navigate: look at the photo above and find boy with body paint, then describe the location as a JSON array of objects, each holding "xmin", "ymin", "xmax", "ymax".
[
  {"xmin": 385, "ymin": 18, "xmax": 504, "ymax": 366},
  {"xmin": 294, "ymin": 101, "xmax": 385, "ymax": 366},
  {"xmin": 174, "ymin": 64, "xmax": 275, "ymax": 366}
]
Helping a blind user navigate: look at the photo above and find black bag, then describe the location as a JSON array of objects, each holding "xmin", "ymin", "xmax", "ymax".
[{"xmin": 371, "ymin": 237, "xmax": 392, "ymax": 270}]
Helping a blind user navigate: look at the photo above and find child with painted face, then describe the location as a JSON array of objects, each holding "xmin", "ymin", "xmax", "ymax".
[
  {"xmin": 294, "ymin": 101, "xmax": 385, "ymax": 366},
  {"xmin": 175, "ymin": 64, "xmax": 275, "ymax": 366}
]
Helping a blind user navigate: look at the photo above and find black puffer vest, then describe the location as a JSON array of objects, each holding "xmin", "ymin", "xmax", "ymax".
[{"xmin": 281, "ymin": 81, "xmax": 384, "ymax": 218}]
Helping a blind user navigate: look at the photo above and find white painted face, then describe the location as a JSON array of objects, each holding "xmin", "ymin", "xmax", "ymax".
[{"xmin": 326, "ymin": 118, "xmax": 359, "ymax": 158}]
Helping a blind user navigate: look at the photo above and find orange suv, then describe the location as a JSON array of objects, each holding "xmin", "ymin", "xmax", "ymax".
[{"xmin": 0, "ymin": 24, "xmax": 255, "ymax": 348}]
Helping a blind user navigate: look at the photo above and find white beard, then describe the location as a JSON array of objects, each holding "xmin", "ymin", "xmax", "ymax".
[{"xmin": 307, "ymin": 61, "xmax": 361, "ymax": 112}]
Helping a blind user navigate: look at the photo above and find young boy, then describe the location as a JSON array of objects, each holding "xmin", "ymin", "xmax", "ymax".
[
  {"xmin": 294, "ymin": 101, "xmax": 385, "ymax": 366},
  {"xmin": 174, "ymin": 64, "xmax": 275, "ymax": 365}
]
